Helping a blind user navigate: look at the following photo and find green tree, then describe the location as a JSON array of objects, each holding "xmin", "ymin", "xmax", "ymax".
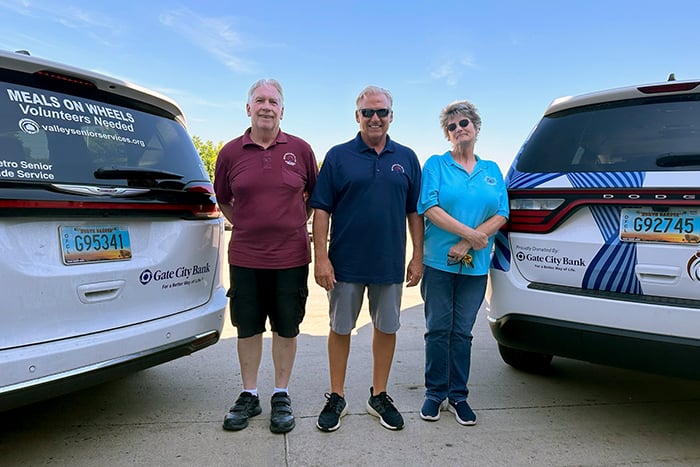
[{"xmin": 192, "ymin": 136, "xmax": 223, "ymax": 181}]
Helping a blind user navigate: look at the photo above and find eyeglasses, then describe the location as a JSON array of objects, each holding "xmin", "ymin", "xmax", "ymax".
[
  {"xmin": 447, "ymin": 119, "xmax": 470, "ymax": 132},
  {"xmin": 359, "ymin": 108, "xmax": 391, "ymax": 118}
]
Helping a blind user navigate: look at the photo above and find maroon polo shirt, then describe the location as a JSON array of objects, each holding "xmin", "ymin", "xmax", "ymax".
[{"xmin": 214, "ymin": 128, "xmax": 317, "ymax": 269}]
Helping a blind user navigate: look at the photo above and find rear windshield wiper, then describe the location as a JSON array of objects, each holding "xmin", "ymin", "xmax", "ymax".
[
  {"xmin": 94, "ymin": 166, "xmax": 184, "ymax": 180},
  {"xmin": 656, "ymin": 153, "xmax": 700, "ymax": 168}
]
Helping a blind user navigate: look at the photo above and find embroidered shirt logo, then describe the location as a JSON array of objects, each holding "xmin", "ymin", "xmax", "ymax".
[
  {"xmin": 485, "ymin": 176, "xmax": 497, "ymax": 186},
  {"xmin": 283, "ymin": 153, "xmax": 297, "ymax": 166},
  {"xmin": 391, "ymin": 163, "xmax": 405, "ymax": 173}
]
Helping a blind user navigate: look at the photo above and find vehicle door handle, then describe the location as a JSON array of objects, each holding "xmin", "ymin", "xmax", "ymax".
[
  {"xmin": 77, "ymin": 280, "xmax": 125, "ymax": 304},
  {"xmin": 635, "ymin": 265, "xmax": 681, "ymax": 285}
]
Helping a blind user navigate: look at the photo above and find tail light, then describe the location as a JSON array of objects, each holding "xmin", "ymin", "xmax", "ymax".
[
  {"xmin": 506, "ymin": 188, "xmax": 700, "ymax": 234},
  {"xmin": 35, "ymin": 70, "xmax": 97, "ymax": 89},
  {"xmin": 184, "ymin": 182, "xmax": 221, "ymax": 220},
  {"xmin": 507, "ymin": 192, "xmax": 569, "ymax": 233},
  {"xmin": 0, "ymin": 181, "xmax": 221, "ymax": 220},
  {"xmin": 638, "ymin": 81, "xmax": 700, "ymax": 94}
]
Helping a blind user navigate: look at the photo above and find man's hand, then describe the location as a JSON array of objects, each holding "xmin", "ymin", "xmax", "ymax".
[
  {"xmin": 405, "ymin": 257, "xmax": 423, "ymax": 287},
  {"xmin": 314, "ymin": 257, "xmax": 336, "ymax": 291}
]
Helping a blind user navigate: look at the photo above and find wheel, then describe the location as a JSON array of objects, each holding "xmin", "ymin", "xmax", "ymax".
[{"xmin": 497, "ymin": 343, "xmax": 553, "ymax": 374}]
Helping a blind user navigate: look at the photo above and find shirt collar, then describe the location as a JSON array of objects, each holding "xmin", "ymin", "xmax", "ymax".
[
  {"xmin": 353, "ymin": 132, "xmax": 395, "ymax": 156},
  {"xmin": 242, "ymin": 128, "xmax": 288, "ymax": 148},
  {"xmin": 444, "ymin": 150, "xmax": 482, "ymax": 171}
]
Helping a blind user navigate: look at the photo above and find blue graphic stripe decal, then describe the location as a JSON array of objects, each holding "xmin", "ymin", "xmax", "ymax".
[
  {"xmin": 508, "ymin": 170, "xmax": 563, "ymax": 189},
  {"xmin": 589, "ymin": 205, "xmax": 620, "ymax": 242},
  {"xmin": 566, "ymin": 173, "xmax": 644, "ymax": 294},
  {"xmin": 582, "ymin": 240, "xmax": 642, "ymax": 293},
  {"xmin": 567, "ymin": 172, "xmax": 645, "ymax": 188},
  {"xmin": 491, "ymin": 231, "xmax": 510, "ymax": 271}
]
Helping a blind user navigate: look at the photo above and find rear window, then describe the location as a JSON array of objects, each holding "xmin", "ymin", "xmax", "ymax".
[
  {"xmin": 0, "ymin": 78, "xmax": 208, "ymax": 187},
  {"xmin": 516, "ymin": 95, "xmax": 700, "ymax": 173}
]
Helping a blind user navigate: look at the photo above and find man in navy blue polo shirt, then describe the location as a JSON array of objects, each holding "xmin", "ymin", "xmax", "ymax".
[{"xmin": 310, "ymin": 85, "xmax": 423, "ymax": 432}]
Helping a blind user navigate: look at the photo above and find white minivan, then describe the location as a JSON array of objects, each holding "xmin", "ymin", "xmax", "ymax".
[
  {"xmin": 487, "ymin": 77, "xmax": 700, "ymax": 378},
  {"xmin": 0, "ymin": 50, "xmax": 227, "ymax": 411}
]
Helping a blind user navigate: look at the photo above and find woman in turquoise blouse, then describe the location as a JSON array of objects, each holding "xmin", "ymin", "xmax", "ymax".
[{"xmin": 417, "ymin": 100, "xmax": 509, "ymax": 425}]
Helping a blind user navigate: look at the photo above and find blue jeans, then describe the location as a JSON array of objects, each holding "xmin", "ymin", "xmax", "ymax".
[{"xmin": 420, "ymin": 265, "xmax": 487, "ymax": 403}]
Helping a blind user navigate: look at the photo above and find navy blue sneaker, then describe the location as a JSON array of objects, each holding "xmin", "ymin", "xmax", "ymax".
[
  {"xmin": 448, "ymin": 399, "xmax": 477, "ymax": 426},
  {"xmin": 420, "ymin": 398, "xmax": 446, "ymax": 421}
]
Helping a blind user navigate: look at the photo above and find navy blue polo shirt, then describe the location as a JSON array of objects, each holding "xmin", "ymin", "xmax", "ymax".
[{"xmin": 310, "ymin": 133, "xmax": 422, "ymax": 284}]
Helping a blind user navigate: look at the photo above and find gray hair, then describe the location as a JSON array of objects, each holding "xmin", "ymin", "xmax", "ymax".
[
  {"xmin": 355, "ymin": 85, "xmax": 393, "ymax": 109},
  {"xmin": 439, "ymin": 100, "xmax": 482, "ymax": 140},
  {"xmin": 247, "ymin": 78, "xmax": 284, "ymax": 105}
]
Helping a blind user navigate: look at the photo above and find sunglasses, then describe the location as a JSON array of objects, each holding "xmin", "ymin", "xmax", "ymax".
[
  {"xmin": 359, "ymin": 108, "xmax": 391, "ymax": 118},
  {"xmin": 447, "ymin": 119, "xmax": 470, "ymax": 132}
]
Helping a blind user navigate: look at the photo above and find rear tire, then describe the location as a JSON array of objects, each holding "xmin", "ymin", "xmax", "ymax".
[{"xmin": 498, "ymin": 343, "xmax": 553, "ymax": 374}]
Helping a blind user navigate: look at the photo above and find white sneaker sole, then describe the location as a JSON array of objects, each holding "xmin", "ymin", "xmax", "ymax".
[
  {"xmin": 447, "ymin": 403, "xmax": 477, "ymax": 426},
  {"xmin": 366, "ymin": 401, "xmax": 404, "ymax": 430},
  {"xmin": 316, "ymin": 404, "xmax": 348, "ymax": 432},
  {"xmin": 420, "ymin": 399, "xmax": 447, "ymax": 421}
]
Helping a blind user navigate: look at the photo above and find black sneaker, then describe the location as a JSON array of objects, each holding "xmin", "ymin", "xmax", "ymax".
[
  {"xmin": 316, "ymin": 392, "xmax": 347, "ymax": 432},
  {"xmin": 448, "ymin": 399, "xmax": 477, "ymax": 426},
  {"xmin": 222, "ymin": 391, "xmax": 262, "ymax": 431},
  {"xmin": 270, "ymin": 392, "xmax": 295, "ymax": 434},
  {"xmin": 366, "ymin": 387, "xmax": 404, "ymax": 430}
]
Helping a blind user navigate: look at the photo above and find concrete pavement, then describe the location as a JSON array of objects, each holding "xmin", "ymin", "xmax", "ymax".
[{"xmin": 1, "ymin": 243, "xmax": 700, "ymax": 465}]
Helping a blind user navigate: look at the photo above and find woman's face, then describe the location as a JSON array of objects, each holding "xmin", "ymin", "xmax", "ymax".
[{"xmin": 446, "ymin": 114, "xmax": 477, "ymax": 147}]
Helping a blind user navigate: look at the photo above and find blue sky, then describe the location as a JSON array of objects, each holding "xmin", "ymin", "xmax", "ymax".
[{"xmin": 2, "ymin": 0, "xmax": 700, "ymax": 172}]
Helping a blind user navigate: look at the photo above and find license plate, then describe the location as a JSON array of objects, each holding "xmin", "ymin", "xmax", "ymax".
[
  {"xmin": 60, "ymin": 225, "xmax": 132, "ymax": 264},
  {"xmin": 620, "ymin": 208, "xmax": 700, "ymax": 244}
]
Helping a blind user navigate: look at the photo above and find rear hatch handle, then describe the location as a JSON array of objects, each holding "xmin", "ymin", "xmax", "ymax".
[
  {"xmin": 77, "ymin": 280, "xmax": 125, "ymax": 304},
  {"xmin": 635, "ymin": 265, "xmax": 681, "ymax": 285}
]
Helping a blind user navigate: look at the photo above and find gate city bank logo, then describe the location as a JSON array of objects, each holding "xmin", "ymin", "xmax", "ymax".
[
  {"xmin": 139, "ymin": 269, "xmax": 153, "ymax": 285},
  {"xmin": 139, "ymin": 263, "xmax": 211, "ymax": 285}
]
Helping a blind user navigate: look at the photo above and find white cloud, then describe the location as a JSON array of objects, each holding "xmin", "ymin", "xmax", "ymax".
[
  {"xmin": 430, "ymin": 61, "xmax": 461, "ymax": 86},
  {"xmin": 0, "ymin": 1, "xmax": 121, "ymax": 47},
  {"xmin": 159, "ymin": 8, "xmax": 257, "ymax": 74},
  {"xmin": 430, "ymin": 55, "xmax": 477, "ymax": 86}
]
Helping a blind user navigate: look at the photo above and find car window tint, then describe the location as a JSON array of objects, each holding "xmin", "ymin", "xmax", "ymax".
[{"xmin": 516, "ymin": 95, "xmax": 700, "ymax": 173}]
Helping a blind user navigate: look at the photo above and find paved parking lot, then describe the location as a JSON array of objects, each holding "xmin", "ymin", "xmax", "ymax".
[{"xmin": 1, "ymin": 236, "xmax": 700, "ymax": 466}]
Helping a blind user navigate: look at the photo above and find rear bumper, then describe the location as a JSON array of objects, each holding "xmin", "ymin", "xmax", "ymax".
[
  {"xmin": 488, "ymin": 313, "xmax": 700, "ymax": 379},
  {"xmin": 0, "ymin": 287, "xmax": 227, "ymax": 412},
  {"xmin": 487, "ymin": 268, "xmax": 700, "ymax": 379}
]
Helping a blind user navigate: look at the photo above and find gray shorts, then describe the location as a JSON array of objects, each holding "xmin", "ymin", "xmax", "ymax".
[{"xmin": 328, "ymin": 282, "xmax": 403, "ymax": 335}]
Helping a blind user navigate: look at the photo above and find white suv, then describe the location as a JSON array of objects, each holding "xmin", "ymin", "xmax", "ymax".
[
  {"xmin": 0, "ymin": 50, "xmax": 227, "ymax": 410},
  {"xmin": 487, "ymin": 77, "xmax": 700, "ymax": 378}
]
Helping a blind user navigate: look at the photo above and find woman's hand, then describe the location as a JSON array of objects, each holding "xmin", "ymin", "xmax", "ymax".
[
  {"xmin": 447, "ymin": 239, "xmax": 471, "ymax": 260},
  {"xmin": 464, "ymin": 229, "xmax": 489, "ymax": 250}
]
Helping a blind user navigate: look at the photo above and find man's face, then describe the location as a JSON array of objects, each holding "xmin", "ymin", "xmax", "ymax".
[
  {"xmin": 355, "ymin": 92, "xmax": 393, "ymax": 142},
  {"xmin": 246, "ymin": 84, "xmax": 284, "ymax": 132}
]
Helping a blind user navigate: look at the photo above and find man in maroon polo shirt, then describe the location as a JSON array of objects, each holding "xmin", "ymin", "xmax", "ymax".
[{"xmin": 214, "ymin": 79, "xmax": 317, "ymax": 434}]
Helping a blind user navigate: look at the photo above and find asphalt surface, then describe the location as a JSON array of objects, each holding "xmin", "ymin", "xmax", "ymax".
[{"xmin": 1, "ymin": 235, "xmax": 700, "ymax": 466}]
